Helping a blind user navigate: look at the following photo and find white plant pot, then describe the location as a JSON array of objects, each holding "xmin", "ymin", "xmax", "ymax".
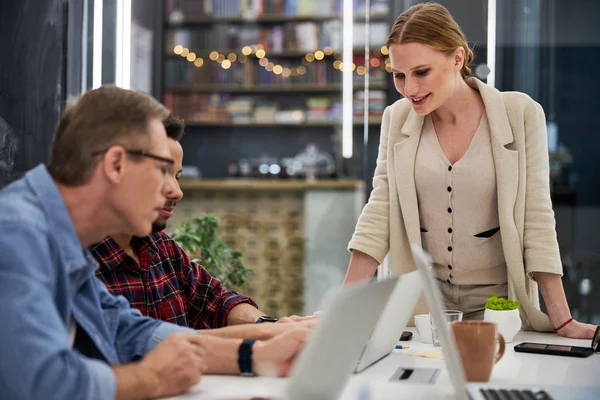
[{"xmin": 483, "ymin": 308, "xmax": 522, "ymax": 343}]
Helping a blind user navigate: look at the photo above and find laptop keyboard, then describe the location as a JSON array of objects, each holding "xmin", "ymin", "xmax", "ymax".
[{"xmin": 479, "ymin": 388, "xmax": 554, "ymax": 400}]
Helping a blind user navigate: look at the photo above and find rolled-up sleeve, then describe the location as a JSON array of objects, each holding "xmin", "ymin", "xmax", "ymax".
[{"xmin": 0, "ymin": 223, "xmax": 116, "ymax": 400}]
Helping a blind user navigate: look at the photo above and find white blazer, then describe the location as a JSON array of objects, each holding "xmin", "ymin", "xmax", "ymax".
[{"xmin": 349, "ymin": 78, "xmax": 562, "ymax": 331}]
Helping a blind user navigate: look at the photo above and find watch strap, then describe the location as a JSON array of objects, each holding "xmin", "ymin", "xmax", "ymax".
[{"xmin": 238, "ymin": 338, "xmax": 256, "ymax": 376}]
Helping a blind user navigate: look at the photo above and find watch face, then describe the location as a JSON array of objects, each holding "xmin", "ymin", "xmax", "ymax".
[{"xmin": 593, "ymin": 326, "xmax": 600, "ymax": 351}]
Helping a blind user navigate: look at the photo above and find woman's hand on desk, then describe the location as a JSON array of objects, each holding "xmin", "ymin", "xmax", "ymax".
[{"xmin": 556, "ymin": 319, "xmax": 597, "ymax": 339}]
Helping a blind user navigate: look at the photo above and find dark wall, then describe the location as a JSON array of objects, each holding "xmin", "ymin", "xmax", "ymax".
[
  {"xmin": 0, "ymin": 0, "xmax": 65, "ymax": 187},
  {"xmin": 132, "ymin": 0, "xmax": 162, "ymax": 97}
]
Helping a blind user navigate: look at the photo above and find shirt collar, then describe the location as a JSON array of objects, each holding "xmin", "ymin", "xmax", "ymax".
[{"xmin": 25, "ymin": 165, "xmax": 89, "ymax": 271}]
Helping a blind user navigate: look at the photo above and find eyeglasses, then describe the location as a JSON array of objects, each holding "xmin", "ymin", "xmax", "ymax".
[{"xmin": 92, "ymin": 147, "xmax": 175, "ymax": 176}]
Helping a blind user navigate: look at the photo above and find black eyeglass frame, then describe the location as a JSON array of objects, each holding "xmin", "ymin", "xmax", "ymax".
[{"xmin": 91, "ymin": 148, "xmax": 175, "ymax": 166}]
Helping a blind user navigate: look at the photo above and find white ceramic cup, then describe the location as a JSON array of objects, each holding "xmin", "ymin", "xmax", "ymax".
[{"xmin": 414, "ymin": 314, "xmax": 432, "ymax": 344}]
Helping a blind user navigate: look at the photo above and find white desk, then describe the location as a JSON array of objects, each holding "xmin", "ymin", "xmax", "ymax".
[{"xmin": 169, "ymin": 329, "xmax": 600, "ymax": 399}]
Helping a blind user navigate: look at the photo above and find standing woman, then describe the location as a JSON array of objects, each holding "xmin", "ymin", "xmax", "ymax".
[{"xmin": 344, "ymin": 2, "xmax": 595, "ymax": 338}]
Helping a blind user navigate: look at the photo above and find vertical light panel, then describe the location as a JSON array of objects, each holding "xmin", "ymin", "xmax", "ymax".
[
  {"xmin": 92, "ymin": 0, "xmax": 103, "ymax": 88},
  {"xmin": 116, "ymin": 0, "xmax": 132, "ymax": 89},
  {"xmin": 342, "ymin": 0, "xmax": 354, "ymax": 158},
  {"xmin": 487, "ymin": 0, "xmax": 497, "ymax": 87}
]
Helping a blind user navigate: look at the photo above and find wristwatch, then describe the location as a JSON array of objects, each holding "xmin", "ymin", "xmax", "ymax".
[
  {"xmin": 238, "ymin": 338, "xmax": 256, "ymax": 376},
  {"xmin": 256, "ymin": 315, "xmax": 279, "ymax": 323}
]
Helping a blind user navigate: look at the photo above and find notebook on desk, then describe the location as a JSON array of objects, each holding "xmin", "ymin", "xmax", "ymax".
[{"xmin": 411, "ymin": 245, "xmax": 600, "ymax": 400}]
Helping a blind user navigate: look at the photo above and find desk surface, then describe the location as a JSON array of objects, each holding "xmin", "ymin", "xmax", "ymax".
[{"xmin": 167, "ymin": 329, "xmax": 600, "ymax": 400}]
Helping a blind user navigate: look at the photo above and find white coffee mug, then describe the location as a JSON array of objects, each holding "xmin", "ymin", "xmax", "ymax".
[{"xmin": 414, "ymin": 314, "xmax": 432, "ymax": 344}]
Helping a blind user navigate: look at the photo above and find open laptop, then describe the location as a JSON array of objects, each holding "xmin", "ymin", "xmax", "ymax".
[
  {"xmin": 285, "ymin": 276, "xmax": 401, "ymax": 400},
  {"xmin": 411, "ymin": 244, "xmax": 600, "ymax": 400},
  {"xmin": 353, "ymin": 270, "xmax": 423, "ymax": 373}
]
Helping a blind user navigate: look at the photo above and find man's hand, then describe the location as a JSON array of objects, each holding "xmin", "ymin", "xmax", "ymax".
[
  {"xmin": 139, "ymin": 333, "xmax": 207, "ymax": 398},
  {"xmin": 253, "ymin": 328, "xmax": 311, "ymax": 377},
  {"xmin": 557, "ymin": 320, "xmax": 597, "ymax": 339},
  {"xmin": 277, "ymin": 313, "xmax": 320, "ymax": 324}
]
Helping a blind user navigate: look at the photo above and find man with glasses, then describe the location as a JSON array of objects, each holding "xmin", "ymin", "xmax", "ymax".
[
  {"xmin": 92, "ymin": 116, "xmax": 312, "ymax": 339},
  {"xmin": 0, "ymin": 86, "xmax": 309, "ymax": 400}
]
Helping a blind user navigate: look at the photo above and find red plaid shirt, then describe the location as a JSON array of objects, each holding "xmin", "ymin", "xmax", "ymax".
[{"xmin": 91, "ymin": 232, "xmax": 257, "ymax": 329}]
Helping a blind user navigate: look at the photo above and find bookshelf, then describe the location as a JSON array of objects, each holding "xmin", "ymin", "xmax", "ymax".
[
  {"xmin": 166, "ymin": 14, "xmax": 389, "ymax": 26},
  {"xmin": 162, "ymin": 0, "xmax": 392, "ymax": 178}
]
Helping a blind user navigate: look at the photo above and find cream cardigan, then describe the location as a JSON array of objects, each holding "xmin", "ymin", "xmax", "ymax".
[{"xmin": 348, "ymin": 78, "xmax": 563, "ymax": 332}]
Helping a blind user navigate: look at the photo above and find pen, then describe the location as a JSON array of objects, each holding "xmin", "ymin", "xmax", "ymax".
[{"xmin": 395, "ymin": 345, "xmax": 410, "ymax": 350}]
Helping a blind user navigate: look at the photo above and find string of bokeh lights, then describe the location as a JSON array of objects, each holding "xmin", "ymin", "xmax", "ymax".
[{"xmin": 172, "ymin": 44, "xmax": 391, "ymax": 77}]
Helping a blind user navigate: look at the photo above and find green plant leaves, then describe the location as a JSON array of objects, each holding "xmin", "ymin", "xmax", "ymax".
[
  {"xmin": 172, "ymin": 214, "xmax": 253, "ymax": 289},
  {"xmin": 485, "ymin": 294, "xmax": 520, "ymax": 311}
]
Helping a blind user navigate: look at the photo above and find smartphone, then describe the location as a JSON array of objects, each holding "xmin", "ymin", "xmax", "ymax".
[
  {"xmin": 514, "ymin": 342, "xmax": 594, "ymax": 358},
  {"xmin": 400, "ymin": 331, "xmax": 413, "ymax": 341}
]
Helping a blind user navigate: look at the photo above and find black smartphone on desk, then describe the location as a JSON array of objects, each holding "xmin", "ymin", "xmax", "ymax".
[{"xmin": 514, "ymin": 342, "xmax": 594, "ymax": 358}]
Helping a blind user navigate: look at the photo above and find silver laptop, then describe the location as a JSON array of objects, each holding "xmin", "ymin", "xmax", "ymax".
[
  {"xmin": 286, "ymin": 276, "xmax": 401, "ymax": 400},
  {"xmin": 354, "ymin": 270, "xmax": 422, "ymax": 373},
  {"xmin": 411, "ymin": 244, "xmax": 600, "ymax": 400}
]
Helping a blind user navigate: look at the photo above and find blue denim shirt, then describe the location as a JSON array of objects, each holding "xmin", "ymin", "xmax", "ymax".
[{"xmin": 0, "ymin": 165, "xmax": 193, "ymax": 400}]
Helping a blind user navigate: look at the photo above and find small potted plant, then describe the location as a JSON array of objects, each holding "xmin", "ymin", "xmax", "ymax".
[{"xmin": 483, "ymin": 294, "xmax": 522, "ymax": 343}]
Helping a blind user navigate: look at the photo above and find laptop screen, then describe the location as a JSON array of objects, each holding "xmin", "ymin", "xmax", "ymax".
[{"xmin": 411, "ymin": 244, "xmax": 470, "ymax": 400}]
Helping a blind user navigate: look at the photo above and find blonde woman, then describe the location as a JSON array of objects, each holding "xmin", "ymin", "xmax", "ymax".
[{"xmin": 345, "ymin": 2, "xmax": 595, "ymax": 339}]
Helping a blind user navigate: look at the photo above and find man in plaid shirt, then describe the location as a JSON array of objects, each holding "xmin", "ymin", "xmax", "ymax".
[{"xmin": 92, "ymin": 116, "xmax": 308, "ymax": 336}]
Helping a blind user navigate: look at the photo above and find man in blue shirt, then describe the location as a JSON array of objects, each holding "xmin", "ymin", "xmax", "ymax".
[{"xmin": 0, "ymin": 86, "xmax": 307, "ymax": 400}]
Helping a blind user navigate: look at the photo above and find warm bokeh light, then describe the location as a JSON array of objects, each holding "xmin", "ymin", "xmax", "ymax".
[
  {"xmin": 282, "ymin": 68, "xmax": 291, "ymax": 77},
  {"xmin": 323, "ymin": 46, "xmax": 334, "ymax": 55},
  {"xmin": 194, "ymin": 58, "xmax": 204, "ymax": 67},
  {"xmin": 351, "ymin": 63, "xmax": 356, "ymax": 71},
  {"xmin": 291, "ymin": 68, "xmax": 299, "ymax": 76},
  {"xmin": 222, "ymin": 59, "xmax": 232, "ymax": 69},
  {"xmin": 217, "ymin": 54, "xmax": 225, "ymax": 63},
  {"xmin": 209, "ymin": 51, "xmax": 219, "ymax": 60},
  {"xmin": 297, "ymin": 66, "xmax": 307, "ymax": 75},
  {"xmin": 242, "ymin": 46, "xmax": 252, "ymax": 56},
  {"xmin": 305, "ymin": 53, "xmax": 315, "ymax": 62},
  {"xmin": 256, "ymin": 44, "xmax": 264, "ymax": 50},
  {"xmin": 228, "ymin": 53, "xmax": 237, "ymax": 62},
  {"xmin": 385, "ymin": 64, "xmax": 392, "ymax": 72},
  {"xmin": 256, "ymin": 49, "xmax": 266, "ymax": 59},
  {"xmin": 174, "ymin": 45, "xmax": 183, "ymax": 55},
  {"xmin": 357, "ymin": 66, "xmax": 366, "ymax": 75},
  {"xmin": 259, "ymin": 57, "xmax": 269, "ymax": 67},
  {"xmin": 273, "ymin": 65, "xmax": 283, "ymax": 74},
  {"xmin": 381, "ymin": 46, "xmax": 389, "ymax": 55},
  {"xmin": 186, "ymin": 52, "xmax": 196, "ymax": 62},
  {"xmin": 314, "ymin": 50, "xmax": 325, "ymax": 60},
  {"xmin": 239, "ymin": 54, "xmax": 248, "ymax": 63},
  {"xmin": 181, "ymin": 48, "xmax": 190, "ymax": 57},
  {"xmin": 370, "ymin": 58, "xmax": 381, "ymax": 68},
  {"xmin": 333, "ymin": 60, "xmax": 342, "ymax": 69},
  {"xmin": 266, "ymin": 62, "xmax": 274, "ymax": 71}
]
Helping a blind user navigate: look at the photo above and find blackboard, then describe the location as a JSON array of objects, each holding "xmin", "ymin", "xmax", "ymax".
[{"xmin": 0, "ymin": 0, "xmax": 65, "ymax": 187}]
